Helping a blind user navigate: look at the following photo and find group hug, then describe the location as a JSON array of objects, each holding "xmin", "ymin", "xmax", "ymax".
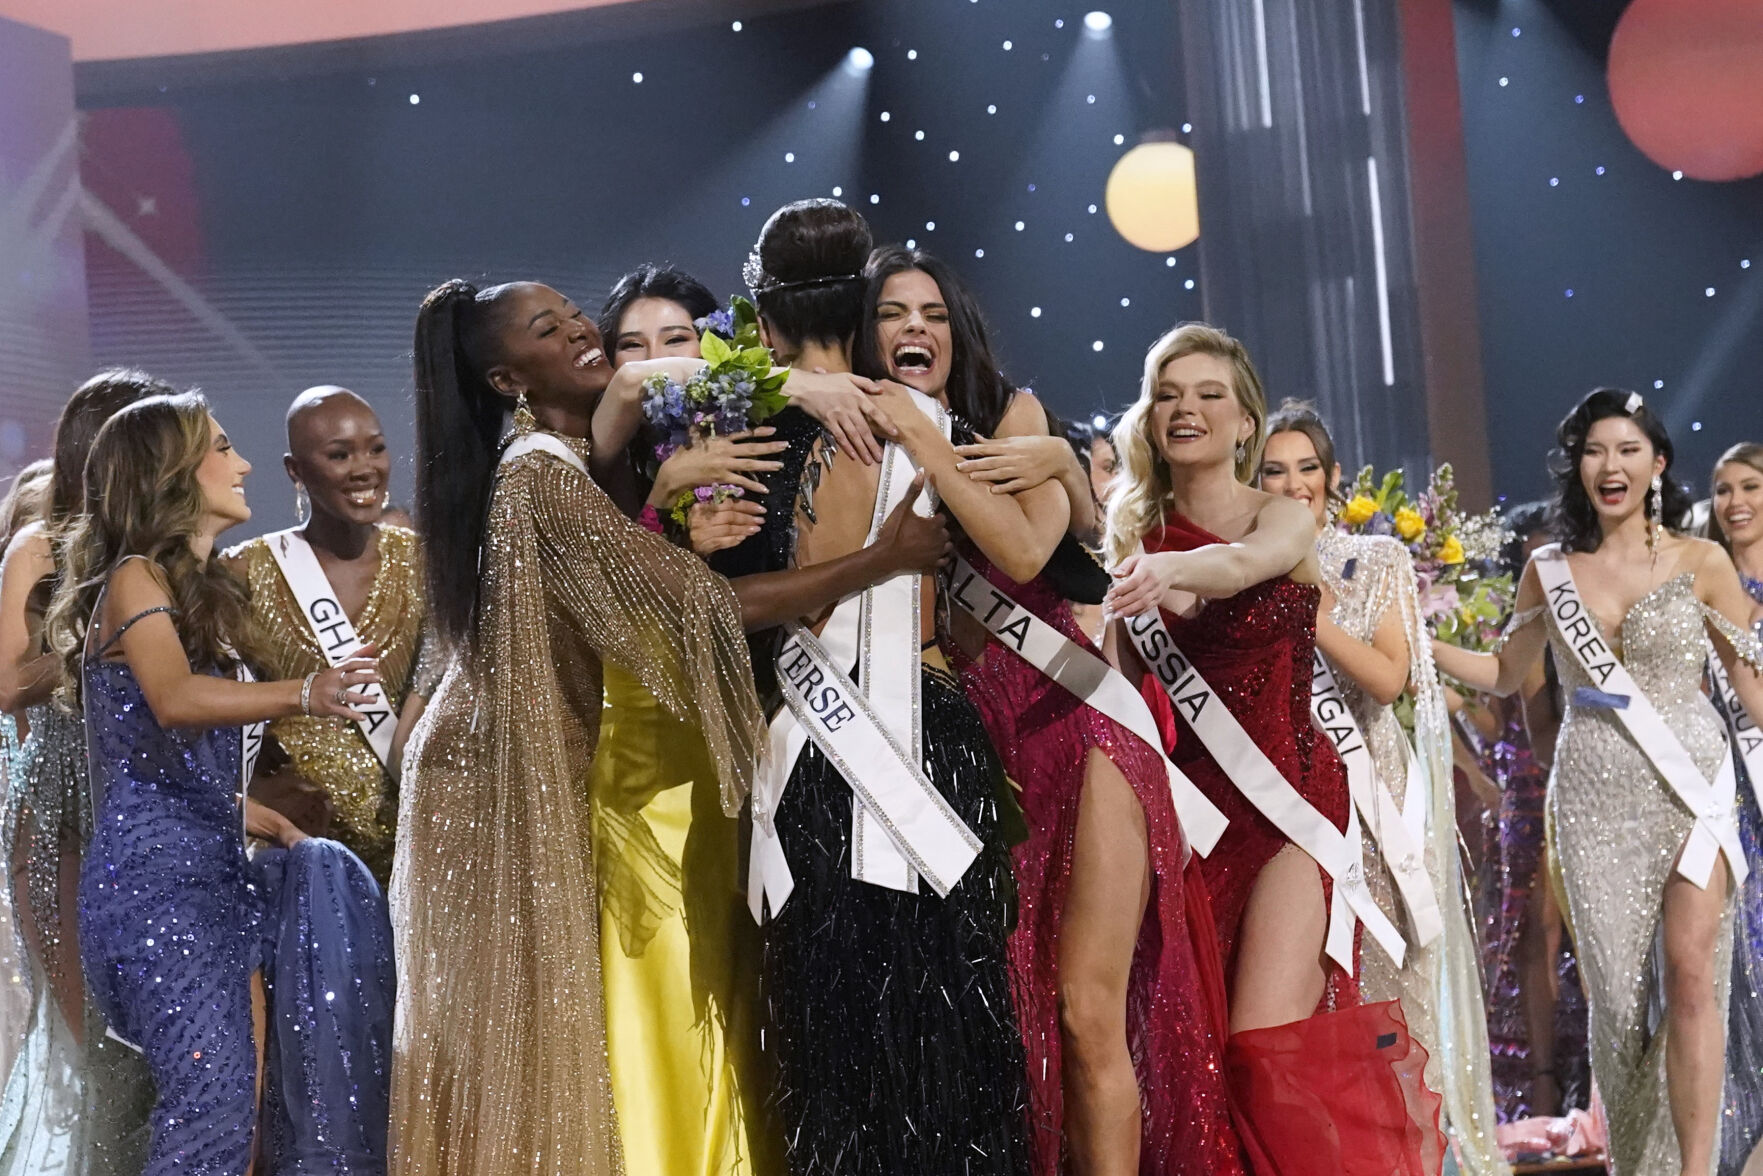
[{"xmin": 2, "ymin": 194, "xmax": 1762, "ymax": 1176}]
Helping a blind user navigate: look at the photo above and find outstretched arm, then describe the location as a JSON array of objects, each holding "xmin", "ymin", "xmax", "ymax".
[
  {"xmin": 1430, "ymin": 558, "xmax": 1548, "ymax": 697},
  {"xmin": 1102, "ymin": 492, "xmax": 1316, "ymax": 617},
  {"xmin": 1694, "ymin": 540, "xmax": 1763, "ymax": 725}
]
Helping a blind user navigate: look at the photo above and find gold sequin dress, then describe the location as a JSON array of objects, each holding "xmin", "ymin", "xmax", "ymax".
[
  {"xmin": 230, "ymin": 523, "xmax": 430, "ymax": 883},
  {"xmin": 389, "ymin": 428, "xmax": 766, "ymax": 1176},
  {"xmin": 1543, "ymin": 573, "xmax": 1763, "ymax": 1175},
  {"xmin": 1319, "ymin": 531, "xmax": 1509, "ymax": 1176}
]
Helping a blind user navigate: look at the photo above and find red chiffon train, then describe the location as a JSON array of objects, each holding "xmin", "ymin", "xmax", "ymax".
[{"xmin": 953, "ymin": 545, "xmax": 1244, "ymax": 1175}]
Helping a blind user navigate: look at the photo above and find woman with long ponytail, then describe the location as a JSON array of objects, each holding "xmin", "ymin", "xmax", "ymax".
[{"xmin": 390, "ymin": 278, "xmax": 767, "ymax": 1176}]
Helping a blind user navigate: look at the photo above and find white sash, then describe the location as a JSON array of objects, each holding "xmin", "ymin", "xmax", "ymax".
[
  {"xmin": 1536, "ymin": 547, "xmax": 1747, "ymax": 889},
  {"xmin": 749, "ymin": 389, "xmax": 980, "ymax": 921},
  {"xmin": 500, "ymin": 429, "xmax": 589, "ymax": 477},
  {"xmin": 948, "ymin": 552, "xmax": 1227, "ymax": 858},
  {"xmin": 1709, "ymin": 654, "xmax": 1763, "ymax": 810},
  {"xmin": 264, "ymin": 528, "xmax": 396, "ymax": 769},
  {"xmin": 1124, "ymin": 599, "xmax": 1405, "ymax": 969},
  {"xmin": 1310, "ymin": 651, "xmax": 1442, "ymax": 955}
]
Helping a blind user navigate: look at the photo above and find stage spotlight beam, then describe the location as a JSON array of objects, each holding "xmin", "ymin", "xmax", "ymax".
[
  {"xmin": 1083, "ymin": 11, "xmax": 1113, "ymax": 35},
  {"xmin": 846, "ymin": 46, "xmax": 874, "ymax": 73}
]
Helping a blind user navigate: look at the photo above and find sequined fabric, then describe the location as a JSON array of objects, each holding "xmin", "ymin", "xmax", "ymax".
[
  {"xmin": 1317, "ymin": 531, "xmax": 1508, "ymax": 1175},
  {"xmin": 1142, "ymin": 518, "xmax": 1357, "ymax": 1004},
  {"xmin": 952, "ymin": 544, "xmax": 1241, "ymax": 1175},
  {"xmin": 1139, "ymin": 516, "xmax": 1446, "ymax": 1172},
  {"xmin": 757, "ymin": 665, "xmax": 1029, "ymax": 1175},
  {"xmin": 390, "ymin": 428, "xmax": 765, "ymax": 1176},
  {"xmin": 1718, "ymin": 574, "xmax": 1763, "ymax": 1176},
  {"xmin": 1473, "ymin": 703, "xmax": 1590, "ymax": 1121},
  {"xmin": 712, "ymin": 409, "xmax": 1029, "ymax": 1175},
  {"xmin": 229, "ymin": 524, "xmax": 428, "ymax": 882},
  {"xmin": 1, "ymin": 701, "xmax": 153, "ymax": 1176},
  {"xmin": 1543, "ymin": 573, "xmax": 1755, "ymax": 1175},
  {"xmin": 78, "ymin": 655, "xmax": 264, "ymax": 1176},
  {"xmin": 256, "ymin": 838, "xmax": 396, "ymax": 1176}
]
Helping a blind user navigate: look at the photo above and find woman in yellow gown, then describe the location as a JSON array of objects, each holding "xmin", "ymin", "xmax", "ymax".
[{"xmin": 591, "ymin": 266, "xmax": 900, "ymax": 1175}]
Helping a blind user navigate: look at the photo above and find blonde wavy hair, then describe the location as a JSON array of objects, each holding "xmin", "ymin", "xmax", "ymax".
[
  {"xmin": 1711, "ymin": 441, "xmax": 1763, "ymax": 558},
  {"xmin": 46, "ymin": 392, "xmax": 260, "ymax": 704},
  {"xmin": 1103, "ymin": 322, "xmax": 1268, "ymax": 564}
]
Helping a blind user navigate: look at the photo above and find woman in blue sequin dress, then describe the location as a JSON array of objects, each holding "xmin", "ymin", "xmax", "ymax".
[
  {"xmin": 44, "ymin": 392, "xmax": 377, "ymax": 1176},
  {"xmin": 1711, "ymin": 443, "xmax": 1763, "ymax": 1176}
]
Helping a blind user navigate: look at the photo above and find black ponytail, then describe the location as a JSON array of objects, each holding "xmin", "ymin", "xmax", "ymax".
[{"xmin": 413, "ymin": 278, "xmax": 513, "ymax": 645}]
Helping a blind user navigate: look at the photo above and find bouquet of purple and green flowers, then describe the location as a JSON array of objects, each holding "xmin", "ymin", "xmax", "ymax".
[{"xmin": 641, "ymin": 296, "xmax": 790, "ymax": 526}]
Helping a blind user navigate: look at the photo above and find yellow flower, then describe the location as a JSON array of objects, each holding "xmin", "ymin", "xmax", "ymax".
[
  {"xmin": 1341, "ymin": 495, "xmax": 1377, "ymax": 526},
  {"xmin": 1439, "ymin": 535, "xmax": 1465, "ymax": 564},
  {"xmin": 1394, "ymin": 507, "xmax": 1425, "ymax": 542}
]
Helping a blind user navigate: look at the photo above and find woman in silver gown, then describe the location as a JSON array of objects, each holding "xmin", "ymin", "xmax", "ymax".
[
  {"xmin": 1260, "ymin": 401, "xmax": 1507, "ymax": 1176},
  {"xmin": 0, "ymin": 372, "xmax": 168, "ymax": 1176},
  {"xmin": 1435, "ymin": 391, "xmax": 1763, "ymax": 1176}
]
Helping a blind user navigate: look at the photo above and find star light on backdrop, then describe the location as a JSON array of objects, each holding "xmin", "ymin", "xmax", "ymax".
[
  {"xmin": 61, "ymin": 0, "xmax": 1201, "ymax": 515},
  {"xmin": 1458, "ymin": 0, "xmax": 1763, "ymax": 502}
]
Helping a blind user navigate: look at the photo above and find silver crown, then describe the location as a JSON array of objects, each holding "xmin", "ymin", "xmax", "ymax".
[{"xmin": 1625, "ymin": 391, "xmax": 1645, "ymax": 414}]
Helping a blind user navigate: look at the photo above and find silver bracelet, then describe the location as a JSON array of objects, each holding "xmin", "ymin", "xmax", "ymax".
[{"xmin": 299, "ymin": 671, "xmax": 318, "ymax": 716}]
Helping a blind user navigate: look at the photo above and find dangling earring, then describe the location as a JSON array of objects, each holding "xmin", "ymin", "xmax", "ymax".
[
  {"xmin": 380, "ymin": 489, "xmax": 391, "ymax": 512},
  {"xmin": 513, "ymin": 390, "xmax": 537, "ymax": 432},
  {"xmin": 1648, "ymin": 472, "xmax": 1663, "ymax": 558},
  {"xmin": 1234, "ymin": 439, "xmax": 1247, "ymax": 466},
  {"xmin": 294, "ymin": 483, "xmax": 310, "ymax": 525}
]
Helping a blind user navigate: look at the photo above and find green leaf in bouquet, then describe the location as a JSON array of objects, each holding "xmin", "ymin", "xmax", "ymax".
[{"xmin": 700, "ymin": 330, "xmax": 734, "ymax": 367}]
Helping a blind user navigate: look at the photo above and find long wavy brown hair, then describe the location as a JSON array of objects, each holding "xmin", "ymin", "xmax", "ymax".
[{"xmin": 46, "ymin": 392, "xmax": 261, "ymax": 704}]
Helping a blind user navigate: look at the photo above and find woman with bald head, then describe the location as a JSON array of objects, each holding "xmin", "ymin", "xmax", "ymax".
[{"xmin": 224, "ymin": 384, "xmax": 434, "ymax": 1174}]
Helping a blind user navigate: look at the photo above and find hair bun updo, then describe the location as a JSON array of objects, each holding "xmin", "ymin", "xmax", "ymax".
[{"xmin": 746, "ymin": 199, "xmax": 873, "ymax": 352}]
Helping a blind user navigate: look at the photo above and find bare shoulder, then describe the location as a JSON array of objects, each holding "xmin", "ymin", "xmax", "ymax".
[
  {"xmin": 995, "ymin": 390, "xmax": 1050, "ymax": 438},
  {"xmin": 2, "ymin": 520, "xmax": 53, "ymax": 580},
  {"xmin": 1254, "ymin": 488, "xmax": 1315, "ymax": 533}
]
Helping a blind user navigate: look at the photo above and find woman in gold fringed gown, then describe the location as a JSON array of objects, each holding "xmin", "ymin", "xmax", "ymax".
[
  {"xmin": 1261, "ymin": 402, "xmax": 1508, "ymax": 1176},
  {"xmin": 390, "ymin": 278, "xmax": 767, "ymax": 1176}
]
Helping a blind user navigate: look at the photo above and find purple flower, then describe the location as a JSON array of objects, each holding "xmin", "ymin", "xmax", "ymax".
[
  {"xmin": 1367, "ymin": 511, "xmax": 1395, "ymax": 537},
  {"xmin": 695, "ymin": 307, "xmax": 737, "ymax": 337}
]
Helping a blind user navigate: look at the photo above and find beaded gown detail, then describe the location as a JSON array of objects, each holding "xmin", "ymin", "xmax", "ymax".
[
  {"xmin": 78, "ymin": 618, "xmax": 265, "ymax": 1176},
  {"xmin": 391, "ymin": 429, "xmax": 766, "ymax": 1176},
  {"xmin": 1138, "ymin": 516, "xmax": 1443, "ymax": 1176},
  {"xmin": 230, "ymin": 524, "xmax": 427, "ymax": 1175},
  {"xmin": 1541, "ymin": 572, "xmax": 1761, "ymax": 1175},
  {"xmin": 1318, "ymin": 531, "xmax": 1508, "ymax": 1175},
  {"xmin": 712, "ymin": 408, "xmax": 1029, "ymax": 1176},
  {"xmin": 1, "ymin": 702, "xmax": 153, "ymax": 1176},
  {"xmin": 1717, "ymin": 571, "xmax": 1763, "ymax": 1176},
  {"xmin": 951, "ymin": 543, "xmax": 1241, "ymax": 1175}
]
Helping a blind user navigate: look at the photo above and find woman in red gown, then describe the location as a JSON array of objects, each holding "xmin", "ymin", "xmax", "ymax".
[
  {"xmin": 855, "ymin": 247, "xmax": 1241, "ymax": 1176},
  {"xmin": 1102, "ymin": 323, "xmax": 1443, "ymax": 1176}
]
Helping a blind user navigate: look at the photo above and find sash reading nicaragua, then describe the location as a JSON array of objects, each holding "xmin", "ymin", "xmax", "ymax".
[
  {"xmin": 749, "ymin": 389, "xmax": 982, "ymax": 921},
  {"xmin": 1535, "ymin": 546, "xmax": 1747, "ymax": 889},
  {"xmin": 1124, "ymin": 590, "xmax": 1405, "ymax": 969},
  {"xmin": 1708, "ymin": 652, "xmax": 1763, "ymax": 809},
  {"xmin": 264, "ymin": 527, "xmax": 397, "ymax": 769},
  {"xmin": 947, "ymin": 552, "xmax": 1228, "ymax": 858},
  {"xmin": 1310, "ymin": 651, "xmax": 1442, "ymax": 955}
]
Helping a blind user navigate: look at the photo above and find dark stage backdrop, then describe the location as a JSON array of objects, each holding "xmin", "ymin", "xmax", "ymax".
[
  {"xmin": 1455, "ymin": 0, "xmax": 1763, "ymax": 506},
  {"xmin": 71, "ymin": 0, "xmax": 1198, "ymax": 528}
]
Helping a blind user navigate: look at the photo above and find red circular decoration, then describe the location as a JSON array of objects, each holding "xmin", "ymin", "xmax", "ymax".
[{"xmin": 1607, "ymin": 0, "xmax": 1763, "ymax": 182}]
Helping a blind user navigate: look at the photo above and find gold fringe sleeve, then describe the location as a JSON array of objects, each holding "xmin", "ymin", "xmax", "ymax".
[{"xmin": 388, "ymin": 445, "xmax": 763, "ymax": 1176}]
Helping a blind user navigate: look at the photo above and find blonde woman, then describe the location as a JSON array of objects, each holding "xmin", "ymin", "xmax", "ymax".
[
  {"xmin": 1260, "ymin": 399, "xmax": 1507, "ymax": 1176},
  {"xmin": 1103, "ymin": 323, "xmax": 1442, "ymax": 1174}
]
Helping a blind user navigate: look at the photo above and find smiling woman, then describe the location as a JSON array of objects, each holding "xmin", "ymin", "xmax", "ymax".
[{"xmin": 390, "ymin": 278, "xmax": 766, "ymax": 1176}]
